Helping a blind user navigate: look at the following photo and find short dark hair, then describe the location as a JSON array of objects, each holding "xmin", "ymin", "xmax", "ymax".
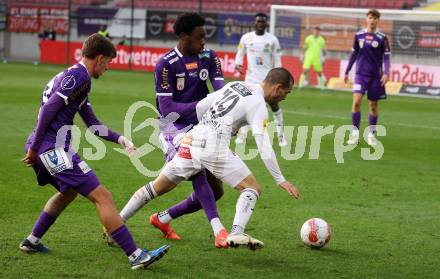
[
  {"xmin": 82, "ymin": 34, "xmax": 116, "ymax": 59},
  {"xmin": 255, "ymin": 13, "xmax": 267, "ymax": 19},
  {"xmin": 314, "ymin": 26, "xmax": 321, "ymax": 31},
  {"xmin": 173, "ymin": 13, "xmax": 205, "ymax": 36},
  {"xmin": 264, "ymin": 67, "xmax": 294, "ymax": 88},
  {"xmin": 367, "ymin": 9, "xmax": 381, "ymax": 18}
]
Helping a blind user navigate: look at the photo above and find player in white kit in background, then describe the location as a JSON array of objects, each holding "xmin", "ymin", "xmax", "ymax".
[
  {"xmin": 120, "ymin": 68, "xmax": 300, "ymax": 250},
  {"xmin": 234, "ymin": 13, "xmax": 287, "ymax": 147}
]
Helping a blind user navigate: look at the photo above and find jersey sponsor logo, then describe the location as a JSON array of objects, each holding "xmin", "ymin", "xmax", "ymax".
[
  {"xmin": 68, "ymin": 82, "xmax": 90, "ymax": 103},
  {"xmin": 161, "ymin": 68, "xmax": 170, "ymax": 90},
  {"xmin": 61, "ymin": 75, "xmax": 76, "ymax": 90},
  {"xmin": 372, "ymin": 41, "xmax": 379, "ymax": 48},
  {"xmin": 230, "ymin": 82, "xmax": 252, "ymax": 97},
  {"xmin": 366, "ymin": 35, "xmax": 374, "ymax": 40},
  {"xmin": 256, "ymin": 56, "xmax": 264, "ymax": 65},
  {"xmin": 199, "ymin": 69, "xmax": 209, "ymax": 81},
  {"xmin": 78, "ymin": 161, "xmax": 91, "ymax": 174},
  {"xmin": 39, "ymin": 147, "xmax": 73, "ymax": 175},
  {"xmin": 177, "ymin": 77, "xmax": 185, "ymax": 90},
  {"xmin": 185, "ymin": 62, "xmax": 198, "ymax": 70}
]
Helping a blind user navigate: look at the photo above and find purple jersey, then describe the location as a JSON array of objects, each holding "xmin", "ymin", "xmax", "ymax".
[
  {"xmin": 154, "ymin": 48, "xmax": 224, "ymax": 127},
  {"xmin": 27, "ymin": 62, "xmax": 119, "ymax": 153},
  {"xmin": 345, "ymin": 29, "xmax": 391, "ymax": 77}
]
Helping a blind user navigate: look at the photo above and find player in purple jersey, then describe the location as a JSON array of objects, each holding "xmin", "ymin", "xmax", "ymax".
[
  {"xmin": 344, "ymin": 9, "xmax": 390, "ymax": 146},
  {"xmin": 20, "ymin": 34, "xmax": 169, "ymax": 270},
  {"xmin": 116, "ymin": 13, "xmax": 229, "ymax": 248}
]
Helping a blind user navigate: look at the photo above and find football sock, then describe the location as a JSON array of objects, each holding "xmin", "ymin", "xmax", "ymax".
[
  {"xmin": 299, "ymin": 74, "xmax": 306, "ymax": 88},
  {"xmin": 318, "ymin": 75, "xmax": 326, "ymax": 89},
  {"xmin": 30, "ymin": 211, "xmax": 56, "ymax": 239},
  {"xmin": 27, "ymin": 234, "xmax": 41, "ymax": 245},
  {"xmin": 352, "ymin": 111, "xmax": 361, "ymax": 131},
  {"xmin": 273, "ymin": 109, "xmax": 284, "ymax": 139},
  {"xmin": 110, "ymin": 225, "xmax": 138, "ymax": 257},
  {"xmin": 168, "ymin": 172, "xmax": 219, "ymax": 221},
  {"xmin": 368, "ymin": 114, "xmax": 378, "ymax": 134},
  {"xmin": 120, "ymin": 182, "xmax": 157, "ymax": 222},
  {"xmin": 231, "ymin": 189, "xmax": 259, "ymax": 235},
  {"xmin": 157, "ymin": 210, "xmax": 172, "ymax": 224},
  {"xmin": 237, "ymin": 125, "xmax": 249, "ymax": 140},
  {"xmin": 210, "ymin": 217, "xmax": 225, "ymax": 236}
]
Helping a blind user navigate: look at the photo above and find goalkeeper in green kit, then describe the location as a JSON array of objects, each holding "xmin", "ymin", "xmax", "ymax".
[{"xmin": 298, "ymin": 26, "xmax": 327, "ymax": 89}]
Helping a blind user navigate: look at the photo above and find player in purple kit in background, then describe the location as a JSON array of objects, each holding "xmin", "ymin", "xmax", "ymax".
[
  {"xmin": 20, "ymin": 34, "xmax": 170, "ymax": 270},
  {"xmin": 344, "ymin": 9, "xmax": 390, "ymax": 146},
  {"xmin": 117, "ymin": 13, "xmax": 230, "ymax": 248}
]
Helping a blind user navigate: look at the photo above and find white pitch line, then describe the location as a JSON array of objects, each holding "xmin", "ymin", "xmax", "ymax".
[{"xmin": 284, "ymin": 110, "xmax": 440, "ymax": 131}]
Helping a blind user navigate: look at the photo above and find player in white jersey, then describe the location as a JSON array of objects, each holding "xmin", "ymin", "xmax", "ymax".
[
  {"xmin": 234, "ymin": 13, "xmax": 288, "ymax": 147},
  {"xmin": 119, "ymin": 68, "xmax": 300, "ymax": 249}
]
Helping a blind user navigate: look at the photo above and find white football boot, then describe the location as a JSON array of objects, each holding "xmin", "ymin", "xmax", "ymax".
[
  {"xmin": 347, "ymin": 130, "xmax": 359, "ymax": 145},
  {"xmin": 367, "ymin": 133, "xmax": 377, "ymax": 146},
  {"xmin": 226, "ymin": 233, "xmax": 264, "ymax": 250}
]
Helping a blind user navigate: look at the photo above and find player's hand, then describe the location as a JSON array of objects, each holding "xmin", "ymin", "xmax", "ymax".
[
  {"xmin": 381, "ymin": 74, "xmax": 389, "ymax": 86},
  {"xmin": 22, "ymin": 149, "xmax": 37, "ymax": 167},
  {"xmin": 344, "ymin": 75, "xmax": 349, "ymax": 84},
  {"xmin": 279, "ymin": 181, "xmax": 300, "ymax": 199},
  {"xmin": 118, "ymin": 136, "xmax": 137, "ymax": 157},
  {"xmin": 235, "ymin": 65, "xmax": 244, "ymax": 75}
]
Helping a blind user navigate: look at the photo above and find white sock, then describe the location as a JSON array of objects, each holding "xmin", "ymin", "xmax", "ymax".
[
  {"xmin": 120, "ymin": 182, "xmax": 157, "ymax": 222},
  {"xmin": 352, "ymin": 129, "xmax": 360, "ymax": 138},
  {"xmin": 157, "ymin": 210, "xmax": 172, "ymax": 224},
  {"xmin": 231, "ymin": 188, "xmax": 259, "ymax": 235},
  {"xmin": 273, "ymin": 109, "xmax": 284, "ymax": 137},
  {"xmin": 210, "ymin": 217, "xmax": 225, "ymax": 236},
  {"xmin": 27, "ymin": 234, "xmax": 40, "ymax": 245},
  {"xmin": 238, "ymin": 125, "xmax": 249, "ymax": 139},
  {"xmin": 128, "ymin": 248, "xmax": 143, "ymax": 262}
]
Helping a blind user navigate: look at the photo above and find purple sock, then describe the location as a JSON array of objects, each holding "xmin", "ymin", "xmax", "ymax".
[
  {"xmin": 352, "ymin": 111, "xmax": 361, "ymax": 129},
  {"xmin": 368, "ymin": 114, "xmax": 378, "ymax": 134},
  {"xmin": 110, "ymin": 225, "xmax": 137, "ymax": 256},
  {"xmin": 168, "ymin": 173, "xmax": 219, "ymax": 221},
  {"xmin": 31, "ymin": 211, "xmax": 56, "ymax": 238}
]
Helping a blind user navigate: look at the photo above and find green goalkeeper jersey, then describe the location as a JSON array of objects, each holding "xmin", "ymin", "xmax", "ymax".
[{"xmin": 304, "ymin": 35, "xmax": 326, "ymax": 60}]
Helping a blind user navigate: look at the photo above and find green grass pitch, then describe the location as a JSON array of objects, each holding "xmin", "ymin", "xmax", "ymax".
[{"xmin": 0, "ymin": 62, "xmax": 439, "ymax": 278}]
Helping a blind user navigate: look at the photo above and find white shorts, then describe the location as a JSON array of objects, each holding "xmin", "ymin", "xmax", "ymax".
[{"xmin": 162, "ymin": 136, "xmax": 251, "ymax": 187}]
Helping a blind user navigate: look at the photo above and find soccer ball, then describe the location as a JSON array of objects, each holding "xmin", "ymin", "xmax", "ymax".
[{"xmin": 300, "ymin": 218, "xmax": 331, "ymax": 248}]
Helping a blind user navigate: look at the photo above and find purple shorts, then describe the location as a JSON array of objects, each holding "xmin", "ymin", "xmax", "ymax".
[
  {"xmin": 27, "ymin": 143, "xmax": 100, "ymax": 197},
  {"xmin": 353, "ymin": 75, "xmax": 387, "ymax": 101}
]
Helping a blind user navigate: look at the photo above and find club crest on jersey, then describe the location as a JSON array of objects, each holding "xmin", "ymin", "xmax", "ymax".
[
  {"xmin": 199, "ymin": 69, "xmax": 209, "ymax": 81},
  {"xmin": 359, "ymin": 39, "xmax": 365, "ymax": 48},
  {"xmin": 372, "ymin": 41, "xmax": 379, "ymax": 48},
  {"xmin": 185, "ymin": 62, "xmax": 198, "ymax": 70},
  {"xmin": 61, "ymin": 75, "xmax": 76, "ymax": 90},
  {"xmin": 264, "ymin": 43, "xmax": 270, "ymax": 53},
  {"xmin": 177, "ymin": 77, "xmax": 185, "ymax": 90}
]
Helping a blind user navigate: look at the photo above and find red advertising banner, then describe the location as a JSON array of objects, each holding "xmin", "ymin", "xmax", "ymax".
[
  {"xmin": 8, "ymin": 5, "xmax": 68, "ymax": 34},
  {"xmin": 40, "ymin": 41, "xmax": 341, "ymax": 83}
]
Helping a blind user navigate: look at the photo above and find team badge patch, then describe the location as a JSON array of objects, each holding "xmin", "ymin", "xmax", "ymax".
[
  {"xmin": 61, "ymin": 75, "xmax": 76, "ymax": 90},
  {"xmin": 372, "ymin": 41, "xmax": 379, "ymax": 48},
  {"xmin": 40, "ymin": 147, "xmax": 73, "ymax": 175},
  {"xmin": 199, "ymin": 69, "xmax": 209, "ymax": 81},
  {"xmin": 177, "ymin": 77, "xmax": 185, "ymax": 90}
]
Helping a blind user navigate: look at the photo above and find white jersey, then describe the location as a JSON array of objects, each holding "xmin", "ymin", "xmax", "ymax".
[
  {"xmin": 235, "ymin": 31, "xmax": 282, "ymax": 84},
  {"xmin": 194, "ymin": 81, "xmax": 268, "ymax": 144}
]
